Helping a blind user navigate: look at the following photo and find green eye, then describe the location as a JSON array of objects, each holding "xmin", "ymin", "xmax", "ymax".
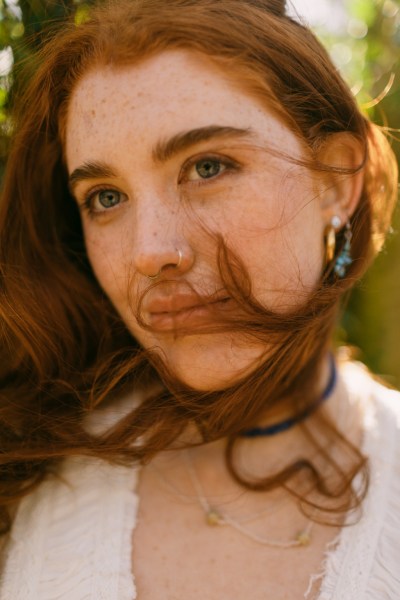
[
  {"xmin": 98, "ymin": 189, "xmax": 121, "ymax": 208},
  {"xmin": 195, "ymin": 159, "xmax": 222, "ymax": 179}
]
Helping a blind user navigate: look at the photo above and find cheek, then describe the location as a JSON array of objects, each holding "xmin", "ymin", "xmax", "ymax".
[
  {"xmin": 84, "ymin": 226, "xmax": 130, "ymax": 308},
  {"xmin": 218, "ymin": 183, "xmax": 325, "ymax": 307}
]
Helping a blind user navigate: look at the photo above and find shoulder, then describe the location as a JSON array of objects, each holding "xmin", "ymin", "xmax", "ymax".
[
  {"xmin": 0, "ymin": 456, "xmax": 140, "ymax": 599},
  {"xmin": 317, "ymin": 359, "xmax": 400, "ymax": 599},
  {"xmin": 0, "ymin": 388, "xmax": 145, "ymax": 596},
  {"xmin": 339, "ymin": 358, "xmax": 400, "ymax": 429}
]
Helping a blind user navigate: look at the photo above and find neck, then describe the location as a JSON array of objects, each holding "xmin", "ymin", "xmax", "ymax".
[
  {"xmin": 243, "ymin": 353, "xmax": 334, "ymax": 434},
  {"xmin": 160, "ymin": 354, "xmax": 357, "ymax": 475},
  {"xmin": 145, "ymin": 355, "xmax": 364, "ymax": 530}
]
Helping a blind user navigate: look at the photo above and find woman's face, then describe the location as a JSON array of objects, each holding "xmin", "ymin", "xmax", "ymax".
[{"xmin": 65, "ymin": 49, "xmax": 329, "ymax": 390}]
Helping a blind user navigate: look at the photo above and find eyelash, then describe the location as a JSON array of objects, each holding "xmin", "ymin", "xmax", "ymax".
[
  {"xmin": 79, "ymin": 154, "xmax": 240, "ymax": 218},
  {"xmin": 179, "ymin": 153, "xmax": 240, "ymax": 186},
  {"xmin": 79, "ymin": 187, "xmax": 126, "ymax": 218}
]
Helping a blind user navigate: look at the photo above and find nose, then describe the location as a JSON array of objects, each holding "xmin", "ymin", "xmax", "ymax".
[{"xmin": 133, "ymin": 199, "xmax": 194, "ymax": 279}]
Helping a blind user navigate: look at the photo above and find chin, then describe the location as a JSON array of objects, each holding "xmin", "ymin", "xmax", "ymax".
[{"xmin": 145, "ymin": 333, "xmax": 267, "ymax": 392}]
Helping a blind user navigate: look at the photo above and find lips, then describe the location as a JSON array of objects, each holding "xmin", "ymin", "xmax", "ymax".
[{"xmin": 144, "ymin": 292, "xmax": 231, "ymax": 330}]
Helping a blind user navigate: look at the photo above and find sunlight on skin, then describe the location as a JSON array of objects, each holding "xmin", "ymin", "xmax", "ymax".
[{"xmin": 65, "ymin": 49, "xmax": 337, "ymax": 391}]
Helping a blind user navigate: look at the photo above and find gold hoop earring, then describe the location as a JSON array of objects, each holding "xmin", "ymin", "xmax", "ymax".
[{"xmin": 324, "ymin": 216, "xmax": 342, "ymax": 265}]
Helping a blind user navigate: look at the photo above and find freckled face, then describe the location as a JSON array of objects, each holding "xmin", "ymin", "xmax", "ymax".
[{"xmin": 65, "ymin": 49, "xmax": 326, "ymax": 390}]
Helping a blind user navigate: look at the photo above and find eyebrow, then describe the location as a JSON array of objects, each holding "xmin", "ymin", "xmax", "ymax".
[
  {"xmin": 68, "ymin": 161, "xmax": 117, "ymax": 194},
  {"xmin": 152, "ymin": 125, "xmax": 254, "ymax": 163},
  {"xmin": 68, "ymin": 125, "xmax": 254, "ymax": 192}
]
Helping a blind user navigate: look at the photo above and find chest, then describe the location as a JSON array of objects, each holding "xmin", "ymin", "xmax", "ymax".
[{"xmin": 131, "ymin": 472, "xmax": 338, "ymax": 600}]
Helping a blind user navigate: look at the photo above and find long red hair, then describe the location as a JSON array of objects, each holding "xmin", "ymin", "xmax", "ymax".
[{"xmin": 0, "ymin": 0, "xmax": 397, "ymax": 534}]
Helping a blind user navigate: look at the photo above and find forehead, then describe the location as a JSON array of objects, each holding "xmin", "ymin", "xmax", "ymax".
[{"xmin": 65, "ymin": 49, "xmax": 301, "ymax": 168}]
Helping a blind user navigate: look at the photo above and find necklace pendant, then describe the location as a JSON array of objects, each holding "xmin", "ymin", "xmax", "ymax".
[
  {"xmin": 296, "ymin": 531, "xmax": 311, "ymax": 546},
  {"xmin": 206, "ymin": 508, "xmax": 223, "ymax": 526}
]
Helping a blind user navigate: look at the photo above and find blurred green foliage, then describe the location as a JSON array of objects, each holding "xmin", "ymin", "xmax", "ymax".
[
  {"xmin": 0, "ymin": 0, "xmax": 94, "ymax": 170},
  {"xmin": 0, "ymin": 0, "xmax": 399, "ymax": 383}
]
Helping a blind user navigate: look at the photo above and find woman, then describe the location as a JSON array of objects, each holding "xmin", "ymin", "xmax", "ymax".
[{"xmin": 0, "ymin": 0, "xmax": 399, "ymax": 598}]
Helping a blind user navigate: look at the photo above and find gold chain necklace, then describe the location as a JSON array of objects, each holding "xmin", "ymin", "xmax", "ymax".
[
  {"xmin": 150, "ymin": 460, "xmax": 292, "ymax": 524},
  {"xmin": 184, "ymin": 450, "xmax": 313, "ymax": 549}
]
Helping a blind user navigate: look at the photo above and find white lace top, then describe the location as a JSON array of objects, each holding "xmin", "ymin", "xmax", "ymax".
[{"xmin": 1, "ymin": 362, "xmax": 399, "ymax": 599}]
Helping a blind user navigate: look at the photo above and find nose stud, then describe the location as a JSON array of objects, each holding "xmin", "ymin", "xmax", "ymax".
[{"xmin": 147, "ymin": 249, "xmax": 183, "ymax": 279}]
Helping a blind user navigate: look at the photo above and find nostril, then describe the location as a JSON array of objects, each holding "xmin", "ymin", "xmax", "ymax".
[{"xmin": 145, "ymin": 248, "xmax": 184, "ymax": 279}]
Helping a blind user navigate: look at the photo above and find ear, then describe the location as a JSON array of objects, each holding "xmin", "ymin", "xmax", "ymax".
[{"xmin": 315, "ymin": 132, "xmax": 365, "ymax": 228}]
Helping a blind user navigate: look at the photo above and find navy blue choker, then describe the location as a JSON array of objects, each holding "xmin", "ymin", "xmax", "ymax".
[{"xmin": 241, "ymin": 356, "xmax": 337, "ymax": 438}]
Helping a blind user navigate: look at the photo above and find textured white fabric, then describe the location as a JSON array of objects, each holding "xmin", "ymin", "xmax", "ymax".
[
  {"xmin": 306, "ymin": 363, "xmax": 400, "ymax": 600},
  {"xmin": 0, "ymin": 458, "xmax": 139, "ymax": 600},
  {"xmin": 1, "ymin": 362, "xmax": 399, "ymax": 599}
]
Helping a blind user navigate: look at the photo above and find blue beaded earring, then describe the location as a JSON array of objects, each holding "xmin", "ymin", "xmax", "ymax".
[{"xmin": 334, "ymin": 220, "xmax": 353, "ymax": 278}]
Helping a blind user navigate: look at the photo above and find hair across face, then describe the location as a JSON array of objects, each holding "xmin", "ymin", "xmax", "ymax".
[{"xmin": 0, "ymin": 0, "xmax": 397, "ymax": 534}]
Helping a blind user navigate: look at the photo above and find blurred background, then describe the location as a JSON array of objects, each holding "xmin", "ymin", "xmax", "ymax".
[{"xmin": 0, "ymin": 0, "xmax": 399, "ymax": 385}]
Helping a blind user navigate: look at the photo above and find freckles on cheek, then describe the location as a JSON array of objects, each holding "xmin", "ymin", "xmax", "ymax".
[{"xmin": 84, "ymin": 230, "xmax": 128, "ymax": 302}]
